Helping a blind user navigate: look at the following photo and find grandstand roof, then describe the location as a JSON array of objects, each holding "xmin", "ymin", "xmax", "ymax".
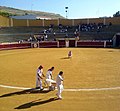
[{"xmin": 10, "ymin": 14, "xmax": 52, "ymax": 20}]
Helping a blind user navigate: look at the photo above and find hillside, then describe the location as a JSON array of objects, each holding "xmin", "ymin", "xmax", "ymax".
[{"xmin": 0, "ymin": 6, "xmax": 64, "ymax": 19}]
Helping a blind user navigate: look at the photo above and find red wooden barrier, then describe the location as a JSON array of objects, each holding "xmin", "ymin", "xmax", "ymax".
[
  {"xmin": 0, "ymin": 40, "xmax": 113, "ymax": 50},
  {"xmin": 38, "ymin": 41, "xmax": 57, "ymax": 48},
  {"xmin": 0, "ymin": 43, "xmax": 31, "ymax": 50}
]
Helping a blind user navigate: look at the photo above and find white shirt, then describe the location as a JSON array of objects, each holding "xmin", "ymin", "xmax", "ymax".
[
  {"xmin": 36, "ymin": 68, "xmax": 43, "ymax": 79},
  {"xmin": 56, "ymin": 74, "xmax": 63, "ymax": 86},
  {"xmin": 46, "ymin": 70, "xmax": 52, "ymax": 79}
]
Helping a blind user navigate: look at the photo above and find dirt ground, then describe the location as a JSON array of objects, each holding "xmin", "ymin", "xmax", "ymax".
[{"xmin": 0, "ymin": 48, "xmax": 120, "ymax": 111}]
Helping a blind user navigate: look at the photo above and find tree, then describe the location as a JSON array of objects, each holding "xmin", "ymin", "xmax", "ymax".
[
  {"xmin": 0, "ymin": 11, "xmax": 12, "ymax": 17},
  {"xmin": 113, "ymin": 11, "xmax": 120, "ymax": 17}
]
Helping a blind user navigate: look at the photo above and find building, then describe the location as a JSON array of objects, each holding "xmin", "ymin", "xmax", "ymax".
[{"xmin": 10, "ymin": 14, "xmax": 52, "ymax": 20}]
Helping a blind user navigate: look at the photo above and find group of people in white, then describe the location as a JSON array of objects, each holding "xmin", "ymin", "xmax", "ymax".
[
  {"xmin": 36, "ymin": 51, "xmax": 72, "ymax": 100},
  {"xmin": 36, "ymin": 65, "xmax": 64, "ymax": 100}
]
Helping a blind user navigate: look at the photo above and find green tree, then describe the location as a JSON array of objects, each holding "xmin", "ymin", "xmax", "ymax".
[
  {"xmin": 113, "ymin": 11, "xmax": 120, "ymax": 17},
  {"xmin": 0, "ymin": 11, "xmax": 12, "ymax": 17}
]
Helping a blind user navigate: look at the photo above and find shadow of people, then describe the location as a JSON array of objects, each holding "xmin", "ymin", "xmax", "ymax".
[
  {"xmin": 0, "ymin": 88, "xmax": 50, "ymax": 98},
  {"xmin": 61, "ymin": 57, "xmax": 70, "ymax": 59},
  {"xmin": 15, "ymin": 97, "xmax": 59, "ymax": 109}
]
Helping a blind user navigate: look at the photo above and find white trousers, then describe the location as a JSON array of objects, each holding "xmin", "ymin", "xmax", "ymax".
[
  {"xmin": 46, "ymin": 81, "xmax": 51, "ymax": 86},
  {"xmin": 45, "ymin": 79, "xmax": 56, "ymax": 87},
  {"xmin": 56, "ymin": 84, "xmax": 64, "ymax": 98},
  {"xmin": 36, "ymin": 78, "xmax": 42, "ymax": 89}
]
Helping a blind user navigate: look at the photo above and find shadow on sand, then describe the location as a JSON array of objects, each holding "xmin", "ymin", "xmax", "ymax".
[
  {"xmin": 15, "ymin": 97, "xmax": 59, "ymax": 109},
  {"xmin": 0, "ymin": 88, "xmax": 50, "ymax": 98},
  {"xmin": 61, "ymin": 57, "xmax": 71, "ymax": 59}
]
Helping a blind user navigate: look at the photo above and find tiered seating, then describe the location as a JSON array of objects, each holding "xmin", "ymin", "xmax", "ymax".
[{"xmin": 0, "ymin": 25, "xmax": 120, "ymax": 43}]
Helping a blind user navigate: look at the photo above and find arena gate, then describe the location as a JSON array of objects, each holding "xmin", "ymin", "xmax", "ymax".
[{"xmin": 113, "ymin": 33, "xmax": 120, "ymax": 47}]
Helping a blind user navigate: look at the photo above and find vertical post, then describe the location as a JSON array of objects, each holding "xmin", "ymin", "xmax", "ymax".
[
  {"xmin": 42, "ymin": 19, "xmax": 45, "ymax": 27},
  {"xmin": 75, "ymin": 40, "xmax": 77, "ymax": 47},
  {"xmin": 27, "ymin": 19, "xmax": 29, "ymax": 27},
  {"xmin": 112, "ymin": 35, "xmax": 116, "ymax": 47},
  {"xmin": 104, "ymin": 41, "xmax": 106, "ymax": 48},
  {"xmin": 57, "ymin": 41, "xmax": 59, "ymax": 47},
  {"xmin": 37, "ymin": 41, "xmax": 40, "ymax": 48},
  {"xmin": 87, "ymin": 18, "xmax": 89, "ymax": 24},
  {"xmin": 10, "ymin": 18, "xmax": 13, "ymax": 27},
  {"xmin": 66, "ymin": 40, "xmax": 69, "ymax": 47},
  {"xmin": 103, "ymin": 17, "xmax": 106, "ymax": 25},
  {"xmin": 31, "ymin": 42, "xmax": 33, "ymax": 48},
  {"xmin": 72, "ymin": 19, "xmax": 74, "ymax": 26},
  {"xmin": 58, "ymin": 18, "xmax": 60, "ymax": 26}
]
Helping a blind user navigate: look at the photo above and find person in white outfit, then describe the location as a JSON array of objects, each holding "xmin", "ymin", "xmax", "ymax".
[
  {"xmin": 46, "ymin": 67, "xmax": 54, "ymax": 87},
  {"xmin": 36, "ymin": 65, "xmax": 45, "ymax": 90},
  {"xmin": 56, "ymin": 71, "xmax": 64, "ymax": 100}
]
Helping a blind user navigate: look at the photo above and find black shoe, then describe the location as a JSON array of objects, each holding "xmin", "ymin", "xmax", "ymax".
[
  {"xmin": 36, "ymin": 87, "xmax": 39, "ymax": 89},
  {"xmin": 40, "ymin": 88, "xmax": 44, "ymax": 91}
]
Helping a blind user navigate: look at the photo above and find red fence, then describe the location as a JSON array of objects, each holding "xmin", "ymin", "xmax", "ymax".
[
  {"xmin": 59, "ymin": 40, "xmax": 66, "ymax": 47},
  {"xmin": 39, "ymin": 41, "xmax": 58, "ymax": 48},
  {"xmin": 106, "ymin": 41, "xmax": 113, "ymax": 47},
  {"xmin": 0, "ymin": 43, "xmax": 31, "ymax": 50},
  {"xmin": 77, "ymin": 41, "xmax": 112, "ymax": 47},
  {"xmin": 77, "ymin": 41, "xmax": 104, "ymax": 47},
  {"xmin": 0, "ymin": 40, "xmax": 113, "ymax": 50}
]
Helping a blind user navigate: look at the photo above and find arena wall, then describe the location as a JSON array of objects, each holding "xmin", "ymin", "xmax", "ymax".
[
  {"xmin": 0, "ymin": 16, "xmax": 120, "ymax": 27},
  {"xmin": 89, "ymin": 18, "xmax": 104, "ymax": 24},
  {"xmin": 74, "ymin": 19, "xmax": 87, "ymax": 26},
  {"xmin": 13, "ymin": 17, "xmax": 120, "ymax": 26},
  {"xmin": 38, "ymin": 41, "xmax": 58, "ymax": 48},
  {"xmin": 0, "ymin": 15, "xmax": 10, "ymax": 27},
  {"xmin": 0, "ymin": 42, "xmax": 31, "ymax": 50},
  {"xmin": 29, "ymin": 20, "xmax": 43, "ymax": 26},
  {"xmin": 59, "ymin": 19, "xmax": 73, "ymax": 26},
  {"xmin": 44, "ymin": 19, "xmax": 58, "ymax": 26},
  {"xmin": 105, "ymin": 17, "xmax": 120, "ymax": 25},
  {"xmin": 0, "ymin": 40, "xmax": 113, "ymax": 50},
  {"xmin": 12, "ymin": 19, "xmax": 27, "ymax": 26},
  {"xmin": 77, "ymin": 41, "xmax": 113, "ymax": 47}
]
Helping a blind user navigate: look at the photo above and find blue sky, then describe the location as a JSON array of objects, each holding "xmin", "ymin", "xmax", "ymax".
[{"xmin": 0, "ymin": 0, "xmax": 120, "ymax": 19}]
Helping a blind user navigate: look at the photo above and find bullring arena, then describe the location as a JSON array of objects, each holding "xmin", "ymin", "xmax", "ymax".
[
  {"xmin": 0, "ymin": 15, "xmax": 120, "ymax": 111},
  {"xmin": 0, "ymin": 48, "xmax": 120, "ymax": 111}
]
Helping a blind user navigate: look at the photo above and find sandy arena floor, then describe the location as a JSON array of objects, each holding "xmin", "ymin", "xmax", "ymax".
[{"xmin": 0, "ymin": 48, "xmax": 120, "ymax": 111}]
